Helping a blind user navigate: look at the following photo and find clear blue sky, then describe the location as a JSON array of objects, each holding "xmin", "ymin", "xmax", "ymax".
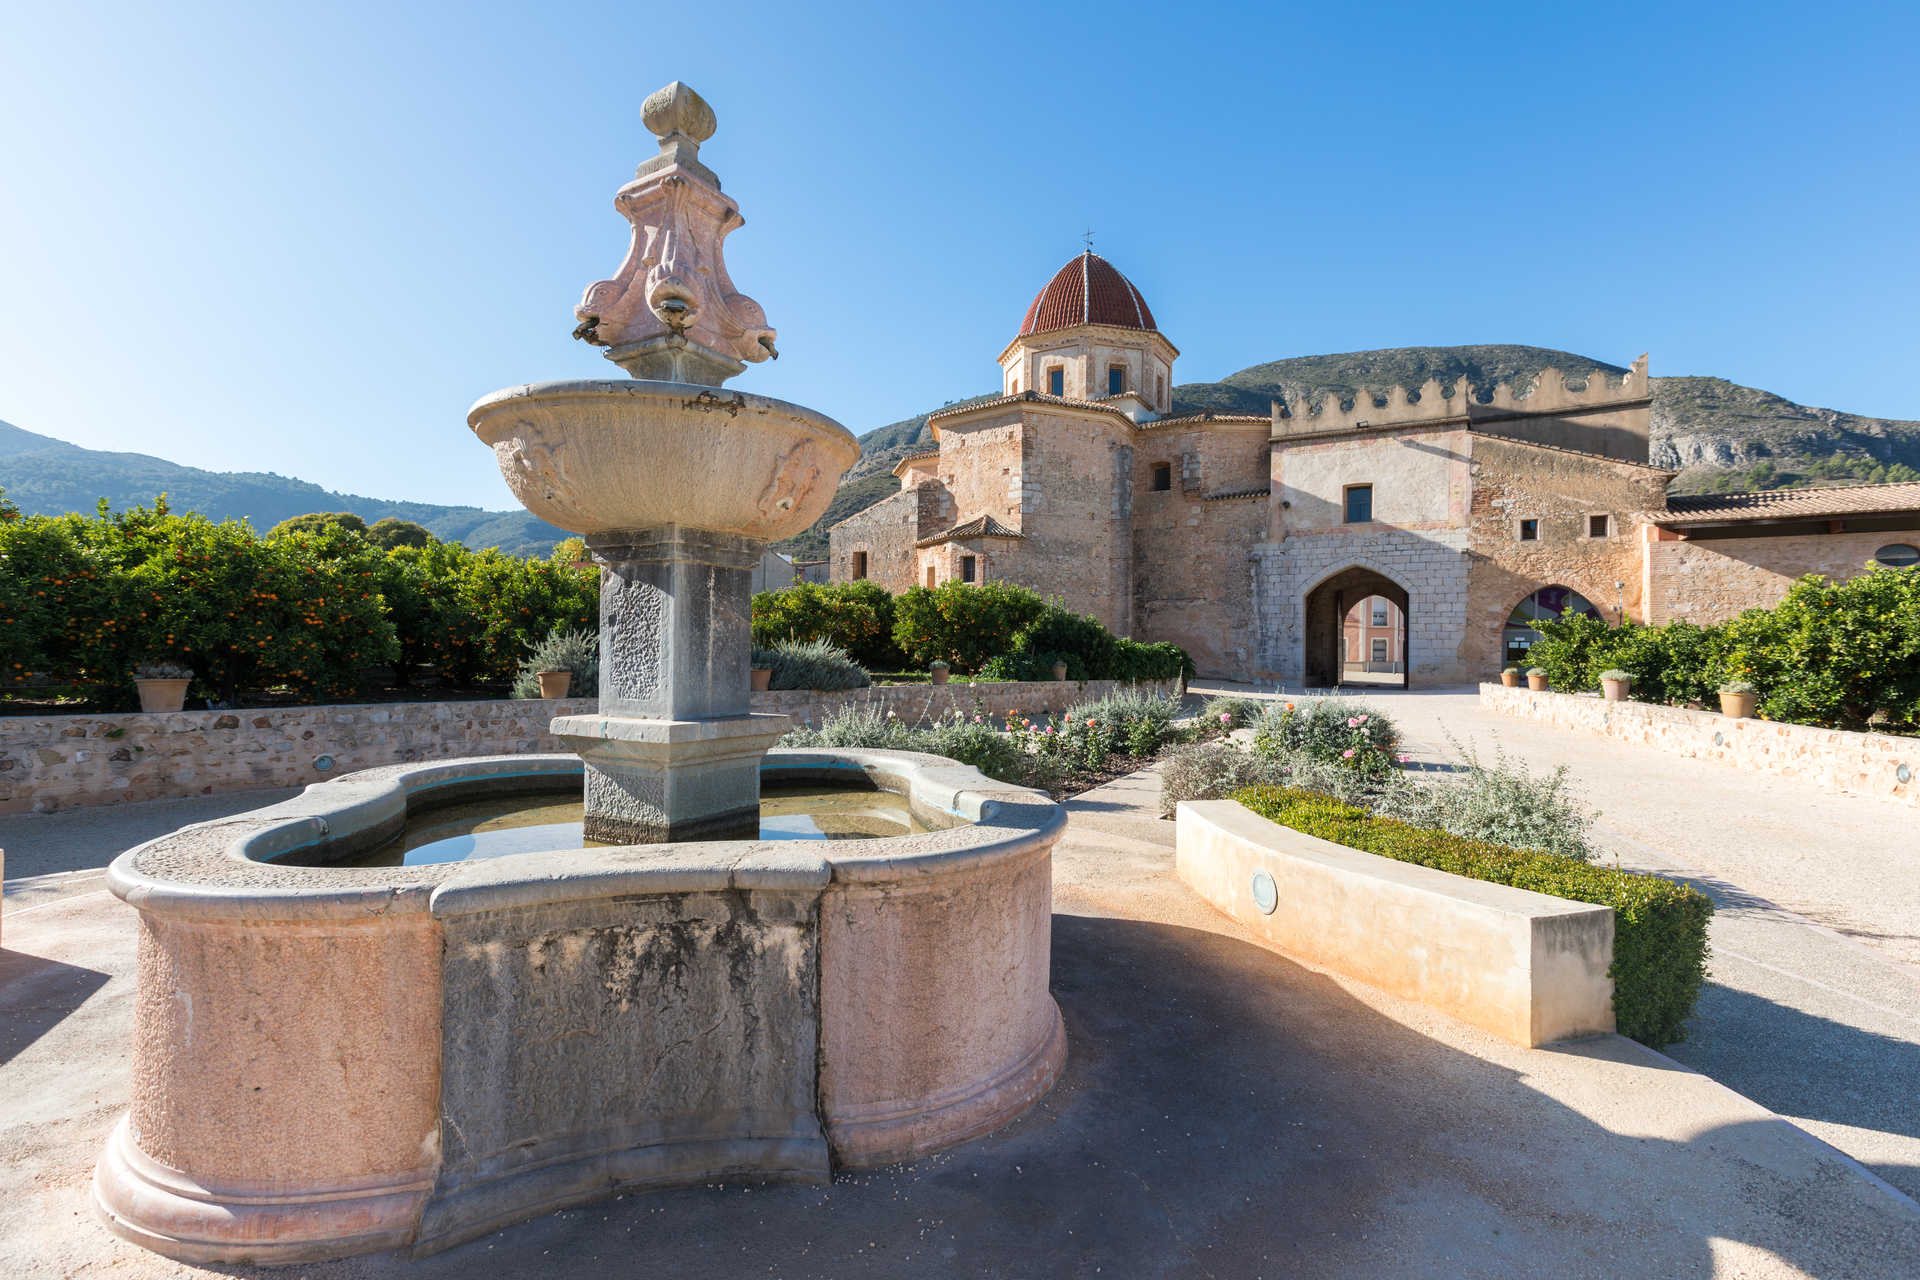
[{"xmin": 3, "ymin": 1, "xmax": 1916, "ymax": 511}]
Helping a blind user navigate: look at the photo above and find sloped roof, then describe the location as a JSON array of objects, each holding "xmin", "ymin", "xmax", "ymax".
[
  {"xmin": 1652, "ymin": 481, "xmax": 1920, "ymax": 524},
  {"xmin": 915, "ymin": 514, "xmax": 1025, "ymax": 547}
]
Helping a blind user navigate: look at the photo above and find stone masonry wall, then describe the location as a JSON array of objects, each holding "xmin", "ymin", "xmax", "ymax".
[
  {"xmin": 1252, "ymin": 530, "xmax": 1471, "ymax": 685},
  {"xmin": 1645, "ymin": 529, "xmax": 1908, "ymax": 625},
  {"xmin": 0, "ymin": 680, "xmax": 1178, "ymax": 815},
  {"xmin": 1479, "ymin": 682, "xmax": 1917, "ymax": 807}
]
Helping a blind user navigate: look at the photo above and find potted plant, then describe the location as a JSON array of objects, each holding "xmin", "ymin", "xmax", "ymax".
[
  {"xmin": 1051, "ymin": 660, "xmax": 1068, "ymax": 682},
  {"xmin": 133, "ymin": 660, "xmax": 193, "ymax": 713},
  {"xmin": 1719, "ymin": 679, "xmax": 1758, "ymax": 719},
  {"xmin": 930, "ymin": 659, "xmax": 950, "ymax": 686},
  {"xmin": 750, "ymin": 646, "xmax": 776, "ymax": 692},
  {"xmin": 1600, "ymin": 668, "xmax": 1632, "ymax": 702},
  {"xmin": 1525, "ymin": 666, "xmax": 1549, "ymax": 692},
  {"xmin": 1499, "ymin": 665, "xmax": 1521, "ymax": 688},
  {"xmin": 536, "ymin": 668, "xmax": 573, "ymax": 699}
]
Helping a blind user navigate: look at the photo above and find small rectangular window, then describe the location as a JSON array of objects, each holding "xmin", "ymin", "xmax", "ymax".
[
  {"xmin": 925, "ymin": 565, "xmax": 935, "ymax": 588},
  {"xmin": 1371, "ymin": 603, "xmax": 1387, "ymax": 627},
  {"xmin": 1157, "ymin": 373, "xmax": 1165, "ymax": 405},
  {"xmin": 851, "ymin": 551, "xmax": 867, "ymax": 579},
  {"xmin": 1151, "ymin": 462, "xmax": 1172, "ymax": 491},
  {"xmin": 1519, "ymin": 519, "xmax": 1539, "ymax": 542},
  {"xmin": 1108, "ymin": 365, "xmax": 1125, "ymax": 396},
  {"xmin": 1589, "ymin": 514, "xmax": 1610, "ymax": 538},
  {"xmin": 1343, "ymin": 485, "xmax": 1372, "ymax": 523},
  {"xmin": 1047, "ymin": 368, "xmax": 1064, "ymax": 397},
  {"xmin": 960, "ymin": 555, "xmax": 977, "ymax": 583},
  {"xmin": 1371, "ymin": 638, "xmax": 1388, "ymax": 663}
]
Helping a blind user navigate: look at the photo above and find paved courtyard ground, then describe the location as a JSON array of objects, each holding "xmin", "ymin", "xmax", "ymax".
[
  {"xmin": 4, "ymin": 724, "xmax": 1919, "ymax": 1278},
  {"xmin": 1200, "ymin": 681, "xmax": 1920, "ymax": 1205}
]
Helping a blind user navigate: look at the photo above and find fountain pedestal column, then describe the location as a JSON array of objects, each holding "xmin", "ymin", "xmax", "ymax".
[{"xmin": 552, "ymin": 525, "xmax": 789, "ymax": 843}]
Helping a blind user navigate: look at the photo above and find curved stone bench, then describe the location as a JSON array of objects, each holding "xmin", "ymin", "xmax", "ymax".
[{"xmin": 93, "ymin": 749, "xmax": 1066, "ymax": 1263}]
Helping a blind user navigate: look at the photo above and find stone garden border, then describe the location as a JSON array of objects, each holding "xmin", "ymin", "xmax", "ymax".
[
  {"xmin": 1478, "ymin": 683, "xmax": 1917, "ymax": 807},
  {"xmin": 1175, "ymin": 799, "xmax": 1616, "ymax": 1047}
]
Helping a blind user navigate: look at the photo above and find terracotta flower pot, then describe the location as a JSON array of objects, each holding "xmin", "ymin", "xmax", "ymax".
[
  {"xmin": 1051, "ymin": 662, "xmax": 1068, "ymax": 682},
  {"xmin": 750, "ymin": 667, "xmax": 772, "ymax": 692},
  {"xmin": 135, "ymin": 678, "xmax": 191, "ymax": 713},
  {"xmin": 1499, "ymin": 671, "xmax": 1519, "ymax": 688},
  {"xmin": 1602, "ymin": 677, "xmax": 1630, "ymax": 703},
  {"xmin": 1720, "ymin": 690, "xmax": 1757, "ymax": 719},
  {"xmin": 536, "ymin": 669, "xmax": 572, "ymax": 699},
  {"xmin": 930, "ymin": 667, "xmax": 949, "ymax": 685},
  {"xmin": 1526, "ymin": 673, "xmax": 1548, "ymax": 692}
]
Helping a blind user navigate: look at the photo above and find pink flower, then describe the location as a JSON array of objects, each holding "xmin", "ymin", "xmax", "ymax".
[
  {"xmin": 1398, "ymin": 754, "xmax": 1412, "ymax": 762},
  {"xmin": 1346, "ymin": 717, "xmax": 1360, "ymax": 728},
  {"xmin": 1086, "ymin": 718, "xmax": 1096, "ymax": 727},
  {"xmin": 1342, "ymin": 748, "xmax": 1355, "ymax": 759},
  {"xmin": 1356, "ymin": 714, "xmax": 1369, "ymax": 724},
  {"xmin": 1219, "ymin": 713, "xmax": 1232, "ymax": 724}
]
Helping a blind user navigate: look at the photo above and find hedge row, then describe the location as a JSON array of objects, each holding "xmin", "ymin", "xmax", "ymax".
[
  {"xmin": 1528, "ymin": 564, "xmax": 1920, "ymax": 731},
  {"xmin": 0, "ymin": 498, "xmax": 595, "ymax": 709},
  {"xmin": 1232, "ymin": 785, "xmax": 1713, "ymax": 1047},
  {"xmin": 751, "ymin": 579, "xmax": 1191, "ymax": 682}
]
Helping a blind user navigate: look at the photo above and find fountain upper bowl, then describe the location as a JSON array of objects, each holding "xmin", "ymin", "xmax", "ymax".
[{"xmin": 469, "ymin": 378, "xmax": 860, "ymax": 541}]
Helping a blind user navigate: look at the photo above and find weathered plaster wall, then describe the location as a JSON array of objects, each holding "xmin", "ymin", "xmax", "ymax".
[
  {"xmin": 0, "ymin": 680, "xmax": 1178, "ymax": 814},
  {"xmin": 1480, "ymin": 683, "xmax": 1918, "ymax": 806},
  {"xmin": 1009, "ymin": 408, "xmax": 1134, "ymax": 632},
  {"xmin": 1644, "ymin": 529, "xmax": 1911, "ymax": 625},
  {"xmin": 1464, "ymin": 435, "xmax": 1671, "ymax": 676}
]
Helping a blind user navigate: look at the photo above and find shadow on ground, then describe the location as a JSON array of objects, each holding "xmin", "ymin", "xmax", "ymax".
[
  {"xmin": 0, "ymin": 948, "xmax": 109, "ymax": 1069},
  {"xmin": 166, "ymin": 912, "xmax": 1918, "ymax": 1280}
]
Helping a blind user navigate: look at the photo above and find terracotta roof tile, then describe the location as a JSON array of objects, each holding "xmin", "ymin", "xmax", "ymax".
[
  {"xmin": 916, "ymin": 514, "xmax": 1024, "ymax": 547},
  {"xmin": 1653, "ymin": 481, "xmax": 1920, "ymax": 524},
  {"xmin": 926, "ymin": 389, "xmax": 1134, "ymax": 427},
  {"xmin": 1019, "ymin": 252, "xmax": 1157, "ymax": 336},
  {"xmin": 1205, "ymin": 485, "xmax": 1271, "ymax": 501}
]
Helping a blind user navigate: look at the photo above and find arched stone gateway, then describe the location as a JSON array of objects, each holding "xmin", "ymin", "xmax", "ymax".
[{"xmin": 1304, "ymin": 566, "xmax": 1411, "ymax": 689}]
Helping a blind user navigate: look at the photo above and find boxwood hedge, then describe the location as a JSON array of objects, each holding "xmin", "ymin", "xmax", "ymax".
[{"xmin": 1231, "ymin": 785, "xmax": 1712, "ymax": 1047}]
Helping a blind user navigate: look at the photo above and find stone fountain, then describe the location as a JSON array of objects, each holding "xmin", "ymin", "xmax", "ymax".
[
  {"xmin": 469, "ymin": 80, "xmax": 859, "ymax": 843},
  {"xmin": 90, "ymin": 84, "xmax": 1066, "ymax": 1266}
]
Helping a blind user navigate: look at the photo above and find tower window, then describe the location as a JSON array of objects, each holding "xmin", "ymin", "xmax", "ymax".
[
  {"xmin": 1588, "ymin": 514, "xmax": 1610, "ymax": 538},
  {"xmin": 1519, "ymin": 519, "xmax": 1539, "ymax": 542},
  {"xmin": 1343, "ymin": 484, "xmax": 1373, "ymax": 524},
  {"xmin": 1108, "ymin": 365, "xmax": 1125, "ymax": 396},
  {"xmin": 851, "ymin": 551, "xmax": 868, "ymax": 579},
  {"xmin": 1151, "ymin": 462, "xmax": 1172, "ymax": 491},
  {"xmin": 960, "ymin": 555, "xmax": 977, "ymax": 583},
  {"xmin": 1157, "ymin": 373, "xmax": 1165, "ymax": 405},
  {"xmin": 1047, "ymin": 367, "xmax": 1064, "ymax": 397}
]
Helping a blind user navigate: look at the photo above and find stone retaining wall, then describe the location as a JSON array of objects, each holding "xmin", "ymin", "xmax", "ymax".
[
  {"xmin": 1478, "ymin": 682, "xmax": 1917, "ymax": 806},
  {"xmin": 0, "ymin": 679, "xmax": 1178, "ymax": 815}
]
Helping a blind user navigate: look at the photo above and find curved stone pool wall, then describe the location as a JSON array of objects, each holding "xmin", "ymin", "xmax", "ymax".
[{"xmin": 92, "ymin": 750, "xmax": 1066, "ymax": 1263}]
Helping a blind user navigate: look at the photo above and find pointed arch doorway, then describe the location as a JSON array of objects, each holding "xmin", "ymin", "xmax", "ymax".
[{"xmin": 1304, "ymin": 566, "xmax": 1411, "ymax": 690}]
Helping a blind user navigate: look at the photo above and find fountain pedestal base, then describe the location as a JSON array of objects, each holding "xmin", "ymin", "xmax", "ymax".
[{"xmin": 552, "ymin": 712, "xmax": 791, "ymax": 843}]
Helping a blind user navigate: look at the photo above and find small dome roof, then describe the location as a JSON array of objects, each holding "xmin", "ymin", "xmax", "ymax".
[{"xmin": 1018, "ymin": 252, "xmax": 1157, "ymax": 337}]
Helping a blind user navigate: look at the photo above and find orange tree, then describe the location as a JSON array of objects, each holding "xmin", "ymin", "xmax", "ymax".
[
  {"xmin": 751, "ymin": 580, "xmax": 903, "ymax": 670},
  {"xmin": 451, "ymin": 547, "xmax": 597, "ymax": 685},
  {"xmin": 890, "ymin": 580, "xmax": 1049, "ymax": 673}
]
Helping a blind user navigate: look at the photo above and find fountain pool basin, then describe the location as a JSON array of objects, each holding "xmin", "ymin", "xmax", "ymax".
[{"xmin": 93, "ymin": 749, "xmax": 1066, "ymax": 1263}]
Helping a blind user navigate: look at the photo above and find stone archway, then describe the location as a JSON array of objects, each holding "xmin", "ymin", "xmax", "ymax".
[{"xmin": 1303, "ymin": 566, "xmax": 1411, "ymax": 690}]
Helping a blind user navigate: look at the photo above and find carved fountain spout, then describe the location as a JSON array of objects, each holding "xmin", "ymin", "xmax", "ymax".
[{"xmin": 470, "ymin": 81, "xmax": 859, "ymax": 842}]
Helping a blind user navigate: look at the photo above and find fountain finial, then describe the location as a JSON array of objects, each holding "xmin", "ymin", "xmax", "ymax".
[{"xmin": 573, "ymin": 80, "xmax": 776, "ymax": 384}]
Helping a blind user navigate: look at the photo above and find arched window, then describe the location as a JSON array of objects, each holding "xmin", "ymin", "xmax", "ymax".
[{"xmin": 1503, "ymin": 586, "xmax": 1599, "ymax": 666}]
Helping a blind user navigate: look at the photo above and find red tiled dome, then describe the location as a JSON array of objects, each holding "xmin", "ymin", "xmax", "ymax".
[{"xmin": 1018, "ymin": 252, "xmax": 1157, "ymax": 337}]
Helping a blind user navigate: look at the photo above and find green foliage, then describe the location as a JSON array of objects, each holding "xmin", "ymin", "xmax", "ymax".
[
  {"xmin": 1373, "ymin": 734, "xmax": 1595, "ymax": 860},
  {"xmin": 1233, "ymin": 786, "xmax": 1713, "ymax": 1047},
  {"xmin": 1252, "ymin": 698, "xmax": 1402, "ymax": 776},
  {"xmin": 1201, "ymin": 696, "xmax": 1261, "ymax": 729},
  {"xmin": 0, "ymin": 498, "xmax": 594, "ymax": 707},
  {"xmin": 1528, "ymin": 613, "xmax": 1723, "ymax": 706},
  {"xmin": 762, "ymin": 637, "xmax": 871, "ymax": 692},
  {"xmin": 752, "ymin": 580, "xmax": 903, "ymax": 670},
  {"xmin": 1158, "ymin": 742, "xmax": 1289, "ymax": 817},
  {"xmin": 1064, "ymin": 690, "xmax": 1181, "ymax": 757},
  {"xmin": 779, "ymin": 704, "xmax": 1060, "ymax": 793},
  {"xmin": 511, "ymin": 627, "xmax": 599, "ymax": 699},
  {"xmin": 890, "ymin": 581, "xmax": 1049, "ymax": 673},
  {"xmin": 268, "ymin": 511, "xmax": 368, "ymax": 540},
  {"xmin": 1717, "ymin": 567, "xmax": 1920, "ymax": 730},
  {"xmin": 1720, "ymin": 679, "xmax": 1757, "ymax": 695},
  {"xmin": 368, "ymin": 517, "xmax": 434, "ymax": 550}
]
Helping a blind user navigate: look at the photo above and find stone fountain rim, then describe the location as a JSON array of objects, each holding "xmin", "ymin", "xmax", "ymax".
[
  {"xmin": 466, "ymin": 377, "xmax": 858, "ymax": 450},
  {"xmin": 104, "ymin": 748, "xmax": 1064, "ymax": 922}
]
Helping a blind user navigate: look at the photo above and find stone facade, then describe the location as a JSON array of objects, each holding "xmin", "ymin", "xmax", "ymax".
[
  {"xmin": 1480, "ymin": 683, "xmax": 1918, "ymax": 807},
  {"xmin": 829, "ymin": 252, "xmax": 1920, "ymax": 685},
  {"xmin": 0, "ymin": 679, "xmax": 1177, "ymax": 814}
]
